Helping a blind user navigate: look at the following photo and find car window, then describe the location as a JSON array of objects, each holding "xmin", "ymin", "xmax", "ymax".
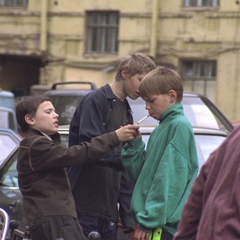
[
  {"xmin": 182, "ymin": 97, "xmax": 220, "ymax": 130},
  {"xmin": 0, "ymin": 135, "xmax": 19, "ymax": 165},
  {"xmin": 0, "ymin": 108, "xmax": 18, "ymax": 133},
  {"xmin": 0, "ymin": 151, "xmax": 18, "ymax": 188},
  {"xmin": 50, "ymin": 96, "xmax": 82, "ymax": 125},
  {"xmin": 44, "ymin": 88, "xmax": 95, "ymax": 125}
]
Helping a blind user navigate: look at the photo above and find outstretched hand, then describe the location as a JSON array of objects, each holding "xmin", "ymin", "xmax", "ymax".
[{"xmin": 115, "ymin": 124, "xmax": 140, "ymax": 142}]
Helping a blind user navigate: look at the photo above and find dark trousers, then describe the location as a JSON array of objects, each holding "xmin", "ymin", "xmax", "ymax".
[
  {"xmin": 162, "ymin": 229, "xmax": 174, "ymax": 240},
  {"xmin": 29, "ymin": 215, "xmax": 87, "ymax": 240},
  {"xmin": 78, "ymin": 214, "xmax": 118, "ymax": 240}
]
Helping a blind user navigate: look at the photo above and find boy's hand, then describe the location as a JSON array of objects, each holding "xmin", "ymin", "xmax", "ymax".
[
  {"xmin": 134, "ymin": 227, "xmax": 150, "ymax": 240},
  {"xmin": 117, "ymin": 222, "xmax": 134, "ymax": 233},
  {"xmin": 134, "ymin": 128, "xmax": 142, "ymax": 139},
  {"xmin": 115, "ymin": 124, "xmax": 139, "ymax": 142}
]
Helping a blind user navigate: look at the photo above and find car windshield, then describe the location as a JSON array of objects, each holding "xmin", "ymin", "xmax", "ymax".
[{"xmin": 181, "ymin": 96, "xmax": 230, "ymax": 131}]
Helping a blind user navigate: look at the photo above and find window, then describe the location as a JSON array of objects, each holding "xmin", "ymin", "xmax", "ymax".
[
  {"xmin": 1, "ymin": 151, "xmax": 18, "ymax": 187},
  {"xmin": 0, "ymin": 0, "xmax": 27, "ymax": 7},
  {"xmin": 184, "ymin": 0, "xmax": 219, "ymax": 7},
  {"xmin": 86, "ymin": 11, "xmax": 119, "ymax": 54},
  {"xmin": 181, "ymin": 60, "xmax": 217, "ymax": 101}
]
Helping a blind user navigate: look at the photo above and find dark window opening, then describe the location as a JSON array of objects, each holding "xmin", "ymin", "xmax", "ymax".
[{"xmin": 86, "ymin": 11, "xmax": 119, "ymax": 54}]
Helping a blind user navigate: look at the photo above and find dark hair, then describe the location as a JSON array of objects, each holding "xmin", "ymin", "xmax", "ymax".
[
  {"xmin": 139, "ymin": 66, "xmax": 183, "ymax": 102},
  {"xmin": 16, "ymin": 95, "xmax": 52, "ymax": 133},
  {"xmin": 115, "ymin": 52, "xmax": 156, "ymax": 81}
]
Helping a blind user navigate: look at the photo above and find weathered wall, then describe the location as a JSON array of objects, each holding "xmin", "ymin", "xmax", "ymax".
[{"xmin": 0, "ymin": 0, "xmax": 240, "ymax": 121}]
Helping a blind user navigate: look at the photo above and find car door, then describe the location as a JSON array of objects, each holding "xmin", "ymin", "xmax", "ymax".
[{"xmin": 0, "ymin": 128, "xmax": 26, "ymax": 229}]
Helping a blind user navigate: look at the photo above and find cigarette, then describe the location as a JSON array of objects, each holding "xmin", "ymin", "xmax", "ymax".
[{"xmin": 137, "ymin": 115, "xmax": 149, "ymax": 124}]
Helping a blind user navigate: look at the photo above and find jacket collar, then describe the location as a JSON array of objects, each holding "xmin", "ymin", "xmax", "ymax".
[
  {"xmin": 102, "ymin": 84, "xmax": 132, "ymax": 112},
  {"xmin": 159, "ymin": 103, "xmax": 184, "ymax": 123}
]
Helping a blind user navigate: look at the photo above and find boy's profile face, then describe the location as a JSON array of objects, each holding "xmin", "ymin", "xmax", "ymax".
[
  {"xmin": 25, "ymin": 101, "xmax": 59, "ymax": 135},
  {"xmin": 144, "ymin": 91, "xmax": 176, "ymax": 120},
  {"xmin": 123, "ymin": 71, "xmax": 148, "ymax": 100}
]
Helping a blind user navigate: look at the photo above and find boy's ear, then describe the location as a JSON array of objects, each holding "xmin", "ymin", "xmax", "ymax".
[
  {"xmin": 121, "ymin": 68, "xmax": 128, "ymax": 80},
  {"xmin": 168, "ymin": 90, "xmax": 177, "ymax": 102},
  {"xmin": 25, "ymin": 114, "xmax": 35, "ymax": 126}
]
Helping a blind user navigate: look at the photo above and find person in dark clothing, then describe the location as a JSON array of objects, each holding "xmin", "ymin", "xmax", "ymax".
[
  {"xmin": 68, "ymin": 52, "xmax": 156, "ymax": 240},
  {"xmin": 15, "ymin": 95, "xmax": 139, "ymax": 240},
  {"xmin": 173, "ymin": 126, "xmax": 240, "ymax": 240}
]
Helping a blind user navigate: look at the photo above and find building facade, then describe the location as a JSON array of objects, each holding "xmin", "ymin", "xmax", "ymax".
[{"xmin": 0, "ymin": 0, "xmax": 239, "ymax": 122}]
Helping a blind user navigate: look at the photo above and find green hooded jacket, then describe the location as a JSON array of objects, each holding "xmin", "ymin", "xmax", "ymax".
[{"xmin": 122, "ymin": 103, "xmax": 199, "ymax": 235}]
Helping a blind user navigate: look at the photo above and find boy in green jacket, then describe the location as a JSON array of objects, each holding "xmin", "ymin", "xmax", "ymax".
[{"xmin": 122, "ymin": 66, "xmax": 199, "ymax": 240}]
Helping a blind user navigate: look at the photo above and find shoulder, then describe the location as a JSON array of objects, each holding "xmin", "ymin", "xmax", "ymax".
[
  {"xmin": 85, "ymin": 84, "xmax": 111, "ymax": 99},
  {"xmin": 19, "ymin": 136, "xmax": 48, "ymax": 155}
]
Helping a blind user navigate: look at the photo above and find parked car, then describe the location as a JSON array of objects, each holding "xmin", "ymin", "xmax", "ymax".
[
  {"xmin": 45, "ymin": 83, "xmax": 234, "ymax": 133},
  {"xmin": 0, "ymin": 128, "xmax": 25, "ymax": 230},
  {"xmin": 0, "ymin": 125, "xmax": 229, "ymax": 233}
]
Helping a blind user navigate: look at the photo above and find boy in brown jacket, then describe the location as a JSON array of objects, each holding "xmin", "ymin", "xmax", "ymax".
[{"xmin": 16, "ymin": 95, "xmax": 139, "ymax": 240}]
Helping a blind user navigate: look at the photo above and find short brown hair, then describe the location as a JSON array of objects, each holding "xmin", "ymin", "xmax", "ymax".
[
  {"xmin": 139, "ymin": 66, "xmax": 183, "ymax": 102},
  {"xmin": 16, "ymin": 95, "xmax": 52, "ymax": 133},
  {"xmin": 115, "ymin": 52, "xmax": 156, "ymax": 81}
]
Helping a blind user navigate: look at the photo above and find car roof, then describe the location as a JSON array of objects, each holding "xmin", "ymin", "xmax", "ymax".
[
  {"xmin": 44, "ymin": 80, "xmax": 97, "ymax": 97},
  {"xmin": 50, "ymin": 81, "xmax": 97, "ymax": 90},
  {"xmin": 183, "ymin": 92, "xmax": 204, "ymax": 97},
  {"xmin": 44, "ymin": 89, "xmax": 93, "ymax": 96}
]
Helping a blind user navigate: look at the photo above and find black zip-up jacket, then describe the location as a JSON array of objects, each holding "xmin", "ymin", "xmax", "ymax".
[
  {"xmin": 68, "ymin": 84, "xmax": 135, "ymax": 231},
  {"xmin": 17, "ymin": 128, "xmax": 120, "ymax": 224}
]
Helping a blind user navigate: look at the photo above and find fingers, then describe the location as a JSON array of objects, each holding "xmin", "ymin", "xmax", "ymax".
[
  {"xmin": 115, "ymin": 124, "xmax": 141, "ymax": 142},
  {"xmin": 124, "ymin": 124, "xmax": 139, "ymax": 130},
  {"xmin": 127, "ymin": 125, "xmax": 140, "ymax": 140},
  {"xmin": 134, "ymin": 228, "xmax": 149, "ymax": 240}
]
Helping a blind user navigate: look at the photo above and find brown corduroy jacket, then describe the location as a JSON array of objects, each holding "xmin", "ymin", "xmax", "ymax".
[{"xmin": 17, "ymin": 128, "xmax": 119, "ymax": 224}]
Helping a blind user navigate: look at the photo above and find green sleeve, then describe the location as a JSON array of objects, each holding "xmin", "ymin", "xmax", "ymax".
[{"xmin": 121, "ymin": 138, "xmax": 146, "ymax": 182}]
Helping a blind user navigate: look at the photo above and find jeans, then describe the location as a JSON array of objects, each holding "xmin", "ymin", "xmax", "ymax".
[{"xmin": 78, "ymin": 214, "xmax": 118, "ymax": 240}]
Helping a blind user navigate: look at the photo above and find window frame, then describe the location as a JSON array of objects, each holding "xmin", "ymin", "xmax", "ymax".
[
  {"xmin": 181, "ymin": 60, "xmax": 217, "ymax": 79},
  {"xmin": 183, "ymin": 0, "xmax": 219, "ymax": 8},
  {"xmin": 0, "ymin": 0, "xmax": 28, "ymax": 8},
  {"xmin": 180, "ymin": 60, "xmax": 217, "ymax": 98},
  {"xmin": 86, "ymin": 10, "xmax": 119, "ymax": 55}
]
